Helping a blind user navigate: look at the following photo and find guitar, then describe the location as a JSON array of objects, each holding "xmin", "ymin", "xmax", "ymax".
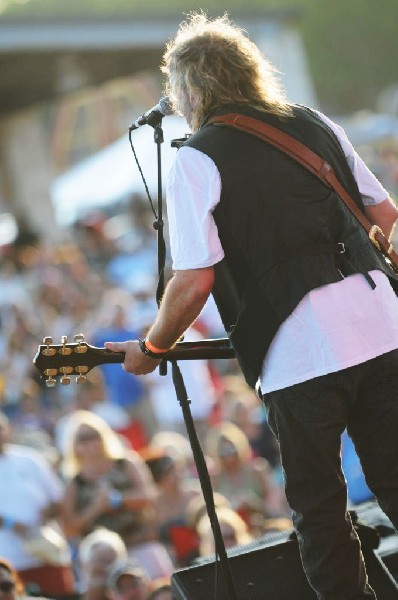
[{"xmin": 33, "ymin": 334, "xmax": 235, "ymax": 387}]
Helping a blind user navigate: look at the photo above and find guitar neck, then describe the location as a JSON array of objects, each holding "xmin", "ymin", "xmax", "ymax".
[{"xmin": 98, "ymin": 338, "xmax": 235, "ymax": 364}]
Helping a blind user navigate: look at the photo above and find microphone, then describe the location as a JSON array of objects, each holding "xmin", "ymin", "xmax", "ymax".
[{"xmin": 129, "ymin": 97, "xmax": 173, "ymax": 131}]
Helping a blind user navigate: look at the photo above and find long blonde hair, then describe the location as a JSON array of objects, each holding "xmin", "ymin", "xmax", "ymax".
[
  {"xmin": 197, "ymin": 506, "xmax": 252, "ymax": 556},
  {"xmin": 162, "ymin": 12, "xmax": 292, "ymax": 131},
  {"xmin": 205, "ymin": 421, "xmax": 252, "ymax": 470},
  {"xmin": 61, "ymin": 410, "xmax": 126, "ymax": 479}
]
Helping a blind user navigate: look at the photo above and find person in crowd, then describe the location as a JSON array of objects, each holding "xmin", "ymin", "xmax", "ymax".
[
  {"xmin": 60, "ymin": 410, "xmax": 174, "ymax": 580},
  {"xmin": 73, "ymin": 213, "xmax": 117, "ymax": 272},
  {"xmin": 10, "ymin": 378, "xmax": 55, "ymax": 438},
  {"xmin": 219, "ymin": 375, "xmax": 281, "ymax": 469},
  {"xmin": 196, "ymin": 506, "xmax": 253, "ymax": 557},
  {"xmin": 90, "ymin": 288, "xmax": 155, "ymax": 442},
  {"xmin": 205, "ymin": 421, "xmax": 289, "ymax": 534},
  {"xmin": 10, "ymin": 428, "xmax": 60, "ymax": 474},
  {"xmin": 8, "ymin": 380, "xmax": 59, "ymax": 472},
  {"xmin": 78, "ymin": 528, "xmax": 127, "ymax": 600},
  {"xmin": 106, "ymin": 560, "xmax": 151, "ymax": 600},
  {"xmin": 145, "ymin": 325, "xmax": 217, "ymax": 444},
  {"xmin": 142, "ymin": 448, "xmax": 202, "ymax": 566},
  {"xmin": 0, "ymin": 305, "xmax": 39, "ymax": 410},
  {"xmin": 0, "ymin": 412, "xmax": 75, "ymax": 599},
  {"xmin": 184, "ymin": 492, "xmax": 231, "ymax": 534},
  {"xmin": 149, "ymin": 432, "xmax": 194, "ymax": 479},
  {"xmin": 0, "ymin": 558, "xmax": 48, "ymax": 600},
  {"xmin": 147, "ymin": 582, "xmax": 172, "ymax": 600},
  {"xmin": 105, "ymin": 13, "xmax": 398, "ymax": 599},
  {"xmin": 54, "ymin": 372, "xmax": 131, "ymax": 458}
]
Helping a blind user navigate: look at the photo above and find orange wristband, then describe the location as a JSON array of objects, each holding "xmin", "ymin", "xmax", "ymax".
[{"xmin": 145, "ymin": 339, "xmax": 171, "ymax": 354}]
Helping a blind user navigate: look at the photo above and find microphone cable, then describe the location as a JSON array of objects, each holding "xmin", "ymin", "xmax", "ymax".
[{"xmin": 128, "ymin": 126, "xmax": 167, "ymax": 310}]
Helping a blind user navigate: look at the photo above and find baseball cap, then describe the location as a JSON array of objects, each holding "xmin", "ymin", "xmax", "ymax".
[{"xmin": 107, "ymin": 561, "xmax": 148, "ymax": 590}]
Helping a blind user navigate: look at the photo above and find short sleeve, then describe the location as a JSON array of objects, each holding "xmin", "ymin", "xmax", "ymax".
[
  {"xmin": 314, "ymin": 110, "xmax": 389, "ymax": 206},
  {"xmin": 166, "ymin": 146, "xmax": 225, "ymax": 269}
]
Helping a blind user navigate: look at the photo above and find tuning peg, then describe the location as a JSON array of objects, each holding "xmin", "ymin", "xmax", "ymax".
[
  {"xmin": 75, "ymin": 365, "xmax": 89, "ymax": 382},
  {"xmin": 44, "ymin": 367, "xmax": 58, "ymax": 384},
  {"xmin": 59, "ymin": 366, "xmax": 73, "ymax": 384},
  {"xmin": 42, "ymin": 336, "xmax": 56, "ymax": 357},
  {"xmin": 45, "ymin": 376, "xmax": 57, "ymax": 387},
  {"xmin": 74, "ymin": 333, "xmax": 87, "ymax": 354},
  {"xmin": 59, "ymin": 335, "xmax": 72, "ymax": 356}
]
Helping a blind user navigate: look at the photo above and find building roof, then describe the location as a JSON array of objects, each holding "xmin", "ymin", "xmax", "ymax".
[{"xmin": 0, "ymin": 10, "xmax": 302, "ymax": 113}]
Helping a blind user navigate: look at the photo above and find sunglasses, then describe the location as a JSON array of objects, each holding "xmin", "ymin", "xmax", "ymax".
[
  {"xmin": 222, "ymin": 531, "xmax": 237, "ymax": 543},
  {"xmin": 218, "ymin": 445, "xmax": 238, "ymax": 458},
  {"xmin": 116, "ymin": 579, "xmax": 144, "ymax": 592},
  {"xmin": 0, "ymin": 581, "xmax": 15, "ymax": 593},
  {"xmin": 75, "ymin": 430, "xmax": 100, "ymax": 443}
]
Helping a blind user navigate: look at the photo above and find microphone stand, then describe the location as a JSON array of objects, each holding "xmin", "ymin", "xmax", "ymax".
[
  {"xmin": 148, "ymin": 119, "xmax": 239, "ymax": 600},
  {"xmin": 171, "ymin": 361, "xmax": 239, "ymax": 600},
  {"xmin": 153, "ymin": 123, "xmax": 166, "ymax": 307},
  {"xmin": 151, "ymin": 122, "xmax": 168, "ymax": 377}
]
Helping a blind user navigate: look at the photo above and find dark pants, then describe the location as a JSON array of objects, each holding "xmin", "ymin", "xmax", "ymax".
[{"xmin": 263, "ymin": 349, "xmax": 398, "ymax": 600}]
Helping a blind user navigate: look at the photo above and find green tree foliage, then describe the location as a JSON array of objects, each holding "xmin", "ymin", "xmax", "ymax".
[
  {"xmin": 296, "ymin": 0, "xmax": 398, "ymax": 113},
  {"xmin": 1, "ymin": 0, "xmax": 397, "ymax": 114}
]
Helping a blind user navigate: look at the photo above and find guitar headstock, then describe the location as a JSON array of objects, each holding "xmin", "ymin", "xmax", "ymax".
[{"xmin": 33, "ymin": 334, "xmax": 124, "ymax": 387}]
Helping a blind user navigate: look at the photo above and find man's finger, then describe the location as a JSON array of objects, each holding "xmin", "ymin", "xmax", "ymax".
[{"xmin": 105, "ymin": 341, "xmax": 126, "ymax": 352}]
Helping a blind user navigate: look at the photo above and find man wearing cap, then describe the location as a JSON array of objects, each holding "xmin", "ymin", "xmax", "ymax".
[{"xmin": 106, "ymin": 561, "xmax": 151, "ymax": 600}]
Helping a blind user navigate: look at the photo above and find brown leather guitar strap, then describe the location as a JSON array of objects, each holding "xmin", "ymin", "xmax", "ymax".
[{"xmin": 207, "ymin": 112, "xmax": 398, "ymax": 273}]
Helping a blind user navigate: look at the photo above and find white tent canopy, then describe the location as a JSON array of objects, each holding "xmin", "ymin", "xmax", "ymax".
[{"xmin": 51, "ymin": 115, "xmax": 189, "ymax": 225}]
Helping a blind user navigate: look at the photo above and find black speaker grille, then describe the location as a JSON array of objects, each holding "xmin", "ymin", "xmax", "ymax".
[
  {"xmin": 171, "ymin": 501, "xmax": 398, "ymax": 600},
  {"xmin": 171, "ymin": 539, "xmax": 316, "ymax": 600}
]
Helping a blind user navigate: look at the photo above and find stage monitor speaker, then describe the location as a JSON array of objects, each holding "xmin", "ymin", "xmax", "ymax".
[
  {"xmin": 172, "ymin": 537, "xmax": 315, "ymax": 600},
  {"xmin": 171, "ymin": 530, "xmax": 398, "ymax": 600},
  {"xmin": 354, "ymin": 500, "xmax": 398, "ymax": 584}
]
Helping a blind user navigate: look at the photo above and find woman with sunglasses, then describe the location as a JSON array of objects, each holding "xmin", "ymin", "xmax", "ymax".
[
  {"xmin": 61, "ymin": 411, "xmax": 174, "ymax": 581},
  {"xmin": 205, "ymin": 421, "xmax": 290, "ymax": 535}
]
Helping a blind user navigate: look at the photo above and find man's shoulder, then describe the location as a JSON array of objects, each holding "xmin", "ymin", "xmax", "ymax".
[{"xmin": 5, "ymin": 443, "xmax": 50, "ymax": 468}]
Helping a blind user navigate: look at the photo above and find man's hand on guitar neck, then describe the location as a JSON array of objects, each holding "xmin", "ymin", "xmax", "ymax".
[
  {"xmin": 105, "ymin": 267, "xmax": 215, "ymax": 376},
  {"xmin": 105, "ymin": 340, "xmax": 162, "ymax": 375}
]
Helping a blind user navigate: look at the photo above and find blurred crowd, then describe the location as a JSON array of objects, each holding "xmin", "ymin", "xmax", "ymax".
[
  {"xmin": 0, "ymin": 203, "xmax": 291, "ymax": 600},
  {"xmin": 2, "ymin": 131, "xmax": 396, "ymax": 597}
]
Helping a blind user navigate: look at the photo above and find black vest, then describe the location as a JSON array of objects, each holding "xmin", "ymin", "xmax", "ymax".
[{"xmin": 183, "ymin": 103, "xmax": 398, "ymax": 388}]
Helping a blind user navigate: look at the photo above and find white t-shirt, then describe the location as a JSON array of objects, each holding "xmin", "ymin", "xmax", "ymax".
[
  {"xmin": 0, "ymin": 444, "xmax": 64, "ymax": 569},
  {"xmin": 166, "ymin": 111, "xmax": 398, "ymax": 392}
]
